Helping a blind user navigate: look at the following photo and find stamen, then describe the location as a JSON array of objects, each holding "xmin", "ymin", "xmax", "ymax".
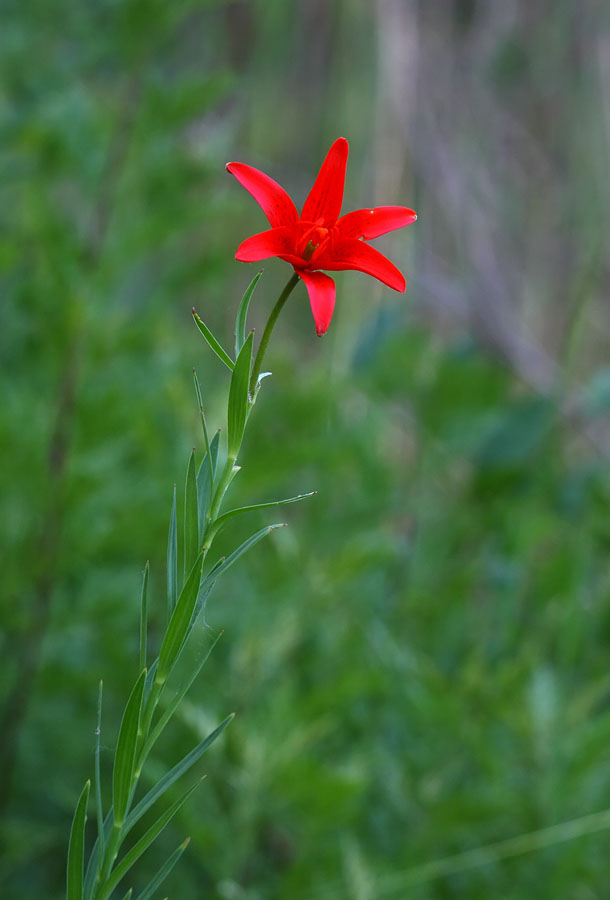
[{"xmin": 302, "ymin": 240, "xmax": 319, "ymax": 262}]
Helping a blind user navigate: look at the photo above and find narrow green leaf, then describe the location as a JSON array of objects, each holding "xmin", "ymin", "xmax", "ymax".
[
  {"xmin": 157, "ymin": 552, "xmax": 204, "ymax": 685},
  {"xmin": 213, "ymin": 491, "xmax": 316, "ymax": 531},
  {"xmin": 94, "ymin": 682, "xmax": 104, "ymax": 867},
  {"xmin": 120, "ymin": 891, "xmax": 133, "ymax": 900},
  {"xmin": 202, "ymin": 523, "xmax": 286, "ymax": 590},
  {"xmin": 192, "ymin": 309, "xmax": 234, "ymax": 371},
  {"xmin": 99, "ymin": 782, "xmax": 202, "ymax": 900},
  {"xmin": 166, "ymin": 486, "xmax": 177, "ymax": 621},
  {"xmin": 134, "ymin": 837, "xmax": 190, "ymax": 900},
  {"xmin": 184, "ymin": 450, "xmax": 199, "ymax": 578},
  {"xmin": 193, "ymin": 370, "xmax": 213, "ymax": 509},
  {"xmin": 235, "ymin": 270, "xmax": 263, "ymax": 357},
  {"xmin": 67, "ymin": 780, "xmax": 90, "ymax": 900},
  {"xmin": 141, "ymin": 631, "xmax": 223, "ymax": 763},
  {"xmin": 139, "ymin": 563, "xmax": 149, "ymax": 671},
  {"xmin": 227, "ymin": 331, "xmax": 253, "ymax": 459},
  {"xmin": 113, "ymin": 670, "xmax": 147, "ymax": 828},
  {"xmin": 84, "ymin": 809, "xmax": 113, "ymax": 899},
  {"xmin": 125, "ymin": 714, "xmax": 234, "ymax": 835},
  {"xmin": 196, "ymin": 430, "xmax": 220, "ymax": 535}
]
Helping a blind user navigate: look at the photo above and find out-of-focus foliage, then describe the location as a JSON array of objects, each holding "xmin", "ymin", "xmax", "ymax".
[{"xmin": 2, "ymin": 1, "xmax": 610, "ymax": 898}]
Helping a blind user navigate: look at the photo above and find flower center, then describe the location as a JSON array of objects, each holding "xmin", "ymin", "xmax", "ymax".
[{"xmin": 299, "ymin": 225, "xmax": 330, "ymax": 262}]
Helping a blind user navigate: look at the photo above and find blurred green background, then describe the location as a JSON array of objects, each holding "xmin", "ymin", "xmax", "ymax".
[{"xmin": 3, "ymin": 1, "xmax": 610, "ymax": 897}]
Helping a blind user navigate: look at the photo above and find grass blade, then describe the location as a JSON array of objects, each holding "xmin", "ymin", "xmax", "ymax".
[
  {"xmin": 166, "ymin": 485, "xmax": 177, "ymax": 621},
  {"xmin": 120, "ymin": 891, "xmax": 133, "ymax": 900},
  {"xmin": 125, "ymin": 714, "xmax": 234, "ymax": 835},
  {"xmin": 134, "ymin": 837, "xmax": 190, "ymax": 900},
  {"xmin": 156, "ymin": 552, "xmax": 204, "ymax": 685},
  {"xmin": 193, "ymin": 370, "xmax": 214, "ymax": 508},
  {"xmin": 192, "ymin": 309, "xmax": 234, "ymax": 371},
  {"xmin": 235, "ymin": 270, "xmax": 263, "ymax": 357},
  {"xmin": 184, "ymin": 449, "xmax": 199, "ymax": 578},
  {"xmin": 227, "ymin": 331, "xmax": 253, "ymax": 459},
  {"xmin": 84, "ymin": 809, "xmax": 113, "ymax": 900},
  {"xmin": 196, "ymin": 430, "xmax": 220, "ymax": 535},
  {"xmin": 212, "ymin": 491, "xmax": 316, "ymax": 531},
  {"xmin": 203, "ymin": 523, "xmax": 286, "ymax": 589},
  {"xmin": 100, "ymin": 781, "xmax": 202, "ymax": 900},
  {"xmin": 141, "ymin": 630, "xmax": 223, "ymax": 763},
  {"xmin": 113, "ymin": 670, "xmax": 147, "ymax": 828},
  {"xmin": 67, "ymin": 780, "xmax": 90, "ymax": 900},
  {"xmin": 94, "ymin": 682, "xmax": 104, "ymax": 866},
  {"xmin": 139, "ymin": 563, "xmax": 149, "ymax": 671}
]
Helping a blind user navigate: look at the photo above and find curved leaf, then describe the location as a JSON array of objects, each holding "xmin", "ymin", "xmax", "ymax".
[
  {"xmin": 192, "ymin": 310, "xmax": 234, "ymax": 371},
  {"xmin": 227, "ymin": 332, "xmax": 253, "ymax": 458},
  {"xmin": 113, "ymin": 670, "xmax": 146, "ymax": 827},
  {"xmin": 67, "ymin": 780, "xmax": 90, "ymax": 900},
  {"xmin": 235, "ymin": 270, "xmax": 263, "ymax": 357}
]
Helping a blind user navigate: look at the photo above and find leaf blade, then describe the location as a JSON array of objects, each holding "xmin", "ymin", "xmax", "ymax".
[
  {"xmin": 157, "ymin": 552, "xmax": 204, "ymax": 685},
  {"xmin": 113, "ymin": 670, "xmax": 147, "ymax": 828},
  {"xmin": 94, "ymin": 682, "xmax": 105, "ymax": 867},
  {"xmin": 166, "ymin": 486, "xmax": 177, "ymax": 621},
  {"xmin": 67, "ymin": 780, "xmax": 90, "ymax": 900},
  {"xmin": 213, "ymin": 491, "xmax": 316, "ymax": 531},
  {"xmin": 184, "ymin": 450, "xmax": 199, "ymax": 578},
  {"xmin": 203, "ymin": 523, "xmax": 286, "ymax": 589},
  {"xmin": 100, "ymin": 782, "xmax": 202, "ymax": 899},
  {"xmin": 235, "ymin": 270, "xmax": 263, "ymax": 357},
  {"xmin": 196, "ymin": 430, "xmax": 220, "ymax": 535},
  {"xmin": 227, "ymin": 331, "xmax": 253, "ymax": 459},
  {"xmin": 192, "ymin": 309, "xmax": 234, "ymax": 371},
  {"xmin": 139, "ymin": 563, "xmax": 149, "ymax": 671},
  {"xmin": 125, "ymin": 714, "xmax": 234, "ymax": 835},
  {"xmin": 134, "ymin": 838, "xmax": 191, "ymax": 900}
]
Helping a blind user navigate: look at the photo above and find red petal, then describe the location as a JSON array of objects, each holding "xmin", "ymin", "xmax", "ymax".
[
  {"xmin": 316, "ymin": 238, "xmax": 406, "ymax": 292},
  {"xmin": 301, "ymin": 137, "xmax": 349, "ymax": 227},
  {"xmin": 299, "ymin": 270, "xmax": 336, "ymax": 336},
  {"xmin": 336, "ymin": 206, "xmax": 417, "ymax": 239},
  {"xmin": 226, "ymin": 162, "xmax": 299, "ymax": 228},
  {"xmin": 235, "ymin": 226, "xmax": 302, "ymax": 265}
]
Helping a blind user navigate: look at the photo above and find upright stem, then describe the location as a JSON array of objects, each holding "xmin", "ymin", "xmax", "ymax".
[{"xmin": 249, "ymin": 271, "xmax": 300, "ymax": 396}]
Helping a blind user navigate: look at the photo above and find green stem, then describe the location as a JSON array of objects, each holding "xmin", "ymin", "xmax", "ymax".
[{"xmin": 249, "ymin": 271, "xmax": 300, "ymax": 396}]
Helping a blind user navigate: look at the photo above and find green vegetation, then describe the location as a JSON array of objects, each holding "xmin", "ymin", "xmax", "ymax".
[{"xmin": 2, "ymin": 1, "xmax": 610, "ymax": 898}]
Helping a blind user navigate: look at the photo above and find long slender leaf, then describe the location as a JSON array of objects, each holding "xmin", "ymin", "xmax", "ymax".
[
  {"xmin": 196, "ymin": 429, "xmax": 220, "ymax": 535},
  {"xmin": 84, "ymin": 809, "xmax": 114, "ymax": 900},
  {"xmin": 94, "ymin": 682, "xmax": 104, "ymax": 866},
  {"xmin": 192, "ymin": 309, "xmax": 234, "ymax": 371},
  {"xmin": 134, "ymin": 837, "xmax": 190, "ymax": 900},
  {"xmin": 99, "ymin": 781, "xmax": 202, "ymax": 900},
  {"xmin": 142, "ymin": 630, "xmax": 223, "ymax": 762},
  {"xmin": 125, "ymin": 714, "xmax": 234, "ymax": 835},
  {"xmin": 156, "ymin": 552, "xmax": 204, "ymax": 684},
  {"xmin": 120, "ymin": 891, "xmax": 133, "ymax": 900},
  {"xmin": 213, "ymin": 491, "xmax": 316, "ymax": 531},
  {"xmin": 235, "ymin": 270, "xmax": 263, "ymax": 357},
  {"xmin": 202, "ymin": 523, "xmax": 286, "ymax": 590},
  {"xmin": 184, "ymin": 449, "xmax": 199, "ymax": 578},
  {"xmin": 67, "ymin": 780, "xmax": 90, "ymax": 900},
  {"xmin": 193, "ymin": 370, "xmax": 213, "ymax": 508},
  {"xmin": 227, "ymin": 331, "xmax": 253, "ymax": 458},
  {"xmin": 139, "ymin": 563, "xmax": 149, "ymax": 671},
  {"xmin": 166, "ymin": 486, "xmax": 177, "ymax": 621},
  {"xmin": 113, "ymin": 670, "xmax": 147, "ymax": 827}
]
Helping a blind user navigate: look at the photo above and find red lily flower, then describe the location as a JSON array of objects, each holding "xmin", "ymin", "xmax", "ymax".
[{"xmin": 226, "ymin": 137, "xmax": 416, "ymax": 336}]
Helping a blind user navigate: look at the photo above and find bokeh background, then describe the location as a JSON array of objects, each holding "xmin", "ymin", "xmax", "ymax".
[{"xmin": 3, "ymin": 1, "xmax": 610, "ymax": 897}]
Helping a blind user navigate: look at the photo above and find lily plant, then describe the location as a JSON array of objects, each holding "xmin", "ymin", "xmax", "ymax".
[{"xmin": 66, "ymin": 138, "xmax": 416, "ymax": 900}]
